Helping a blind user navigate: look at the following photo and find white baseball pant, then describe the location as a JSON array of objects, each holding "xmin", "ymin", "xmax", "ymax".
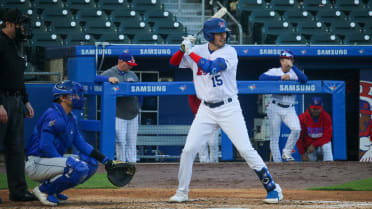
[
  {"xmin": 267, "ymin": 103, "xmax": 301, "ymax": 162},
  {"xmin": 306, "ymin": 142, "xmax": 333, "ymax": 161},
  {"xmin": 176, "ymin": 98, "xmax": 266, "ymax": 194},
  {"xmin": 115, "ymin": 116, "xmax": 138, "ymax": 163}
]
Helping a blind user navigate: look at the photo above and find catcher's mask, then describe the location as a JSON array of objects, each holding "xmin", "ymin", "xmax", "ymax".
[
  {"xmin": 53, "ymin": 80, "xmax": 85, "ymax": 110},
  {"xmin": 203, "ymin": 17, "xmax": 231, "ymax": 43}
]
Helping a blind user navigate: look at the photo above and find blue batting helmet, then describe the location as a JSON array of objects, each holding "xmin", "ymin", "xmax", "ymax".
[
  {"xmin": 203, "ymin": 18, "xmax": 231, "ymax": 42},
  {"xmin": 53, "ymin": 80, "xmax": 85, "ymax": 109}
]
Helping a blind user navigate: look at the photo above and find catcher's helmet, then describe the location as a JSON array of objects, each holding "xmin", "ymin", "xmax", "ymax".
[
  {"xmin": 280, "ymin": 50, "xmax": 294, "ymax": 59},
  {"xmin": 203, "ymin": 18, "xmax": 231, "ymax": 42},
  {"xmin": 53, "ymin": 80, "xmax": 85, "ymax": 109}
]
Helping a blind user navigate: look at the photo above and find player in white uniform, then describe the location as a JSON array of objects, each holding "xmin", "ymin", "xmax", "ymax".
[
  {"xmin": 168, "ymin": 18, "xmax": 283, "ymax": 204},
  {"xmin": 259, "ymin": 51, "xmax": 308, "ymax": 162}
]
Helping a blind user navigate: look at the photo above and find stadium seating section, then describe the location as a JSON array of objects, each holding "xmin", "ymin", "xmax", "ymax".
[
  {"xmin": 1, "ymin": 0, "xmax": 372, "ymax": 46},
  {"xmin": 0, "ymin": 0, "xmax": 186, "ymax": 46},
  {"xmin": 237, "ymin": 0, "xmax": 372, "ymax": 44}
]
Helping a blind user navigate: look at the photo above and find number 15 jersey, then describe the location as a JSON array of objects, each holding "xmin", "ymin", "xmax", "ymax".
[{"xmin": 179, "ymin": 43, "xmax": 238, "ymax": 103}]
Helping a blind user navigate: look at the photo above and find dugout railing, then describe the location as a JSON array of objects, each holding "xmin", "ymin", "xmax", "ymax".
[{"xmin": 79, "ymin": 80, "xmax": 346, "ymax": 161}]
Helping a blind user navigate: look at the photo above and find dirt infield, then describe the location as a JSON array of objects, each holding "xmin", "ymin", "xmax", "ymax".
[{"xmin": 0, "ymin": 161, "xmax": 371, "ymax": 208}]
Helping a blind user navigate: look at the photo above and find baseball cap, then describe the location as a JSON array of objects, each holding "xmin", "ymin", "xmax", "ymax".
[
  {"xmin": 118, "ymin": 52, "xmax": 137, "ymax": 66},
  {"xmin": 310, "ymin": 97, "xmax": 323, "ymax": 109},
  {"xmin": 280, "ymin": 50, "xmax": 294, "ymax": 59},
  {"xmin": 2, "ymin": 9, "xmax": 29, "ymax": 24},
  {"xmin": 360, "ymin": 100, "xmax": 372, "ymax": 115}
]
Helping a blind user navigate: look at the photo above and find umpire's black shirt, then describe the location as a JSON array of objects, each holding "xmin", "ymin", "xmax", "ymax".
[{"xmin": 0, "ymin": 31, "xmax": 28, "ymax": 106}]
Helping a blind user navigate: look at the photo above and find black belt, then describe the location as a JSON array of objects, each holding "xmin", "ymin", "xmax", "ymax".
[
  {"xmin": 0, "ymin": 90, "xmax": 22, "ymax": 97},
  {"xmin": 204, "ymin": 98, "xmax": 232, "ymax": 108},
  {"xmin": 272, "ymin": 100, "xmax": 293, "ymax": 108}
]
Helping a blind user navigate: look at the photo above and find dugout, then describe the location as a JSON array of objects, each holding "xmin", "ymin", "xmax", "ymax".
[{"xmin": 22, "ymin": 45, "xmax": 371, "ymax": 161}]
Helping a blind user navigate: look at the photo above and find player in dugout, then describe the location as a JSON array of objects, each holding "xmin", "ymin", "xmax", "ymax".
[{"xmin": 296, "ymin": 97, "xmax": 333, "ymax": 161}]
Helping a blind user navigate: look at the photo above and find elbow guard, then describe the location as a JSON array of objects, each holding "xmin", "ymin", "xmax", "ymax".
[{"xmin": 198, "ymin": 57, "xmax": 227, "ymax": 74}]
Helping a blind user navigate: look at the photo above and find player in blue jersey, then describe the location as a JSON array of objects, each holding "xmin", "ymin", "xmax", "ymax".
[{"xmin": 25, "ymin": 80, "xmax": 115, "ymax": 206}]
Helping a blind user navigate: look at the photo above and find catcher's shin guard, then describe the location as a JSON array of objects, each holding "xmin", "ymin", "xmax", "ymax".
[
  {"xmin": 40, "ymin": 157, "xmax": 89, "ymax": 195},
  {"xmin": 255, "ymin": 167, "xmax": 276, "ymax": 192}
]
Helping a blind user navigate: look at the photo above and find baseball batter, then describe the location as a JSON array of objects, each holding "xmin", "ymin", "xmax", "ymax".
[
  {"xmin": 259, "ymin": 51, "xmax": 308, "ymax": 162},
  {"xmin": 169, "ymin": 18, "xmax": 283, "ymax": 204}
]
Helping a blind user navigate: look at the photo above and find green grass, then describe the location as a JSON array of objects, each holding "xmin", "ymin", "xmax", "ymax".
[
  {"xmin": 308, "ymin": 178, "xmax": 372, "ymax": 191},
  {"xmin": 0, "ymin": 173, "xmax": 118, "ymax": 190}
]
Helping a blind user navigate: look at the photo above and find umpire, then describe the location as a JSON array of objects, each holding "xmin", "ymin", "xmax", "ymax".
[{"xmin": 0, "ymin": 9, "xmax": 37, "ymax": 202}]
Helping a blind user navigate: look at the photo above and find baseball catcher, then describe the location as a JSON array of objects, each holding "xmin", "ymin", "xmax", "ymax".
[{"xmin": 25, "ymin": 80, "xmax": 135, "ymax": 206}]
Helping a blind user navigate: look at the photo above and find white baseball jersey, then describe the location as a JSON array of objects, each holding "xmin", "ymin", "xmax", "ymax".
[
  {"xmin": 262, "ymin": 67, "xmax": 299, "ymax": 105},
  {"xmin": 180, "ymin": 43, "xmax": 238, "ymax": 103}
]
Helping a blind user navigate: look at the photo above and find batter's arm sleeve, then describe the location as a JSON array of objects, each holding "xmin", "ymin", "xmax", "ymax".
[
  {"xmin": 189, "ymin": 52, "xmax": 227, "ymax": 74},
  {"xmin": 259, "ymin": 73, "xmax": 282, "ymax": 81},
  {"xmin": 296, "ymin": 114, "xmax": 307, "ymax": 155},
  {"xmin": 170, "ymin": 50, "xmax": 185, "ymax": 67},
  {"xmin": 312, "ymin": 111, "xmax": 332, "ymax": 148},
  {"xmin": 292, "ymin": 65, "xmax": 308, "ymax": 83}
]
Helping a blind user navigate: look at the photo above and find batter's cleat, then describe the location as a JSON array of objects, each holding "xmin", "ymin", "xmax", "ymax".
[
  {"xmin": 32, "ymin": 186, "xmax": 58, "ymax": 206},
  {"xmin": 282, "ymin": 152, "xmax": 295, "ymax": 161},
  {"xmin": 56, "ymin": 193, "xmax": 68, "ymax": 203},
  {"xmin": 264, "ymin": 184, "xmax": 283, "ymax": 204},
  {"xmin": 169, "ymin": 192, "xmax": 188, "ymax": 203}
]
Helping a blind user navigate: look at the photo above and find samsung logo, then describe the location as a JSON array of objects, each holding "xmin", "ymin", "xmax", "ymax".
[
  {"xmin": 80, "ymin": 49, "xmax": 112, "ymax": 55},
  {"xmin": 280, "ymin": 84, "xmax": 316, "ymax": 92},
  {"xmin": 317, "ymin": 49, "xmax": 347, "ymax": 55},
  {"xmin": 259, "ymin": 49, "xmax": 283, "ymax": 55},
  {"xmin": 140, "ymin": 48, "xmax": 171, "ymax": 55},
  {"xmin": 131, "ymin": 85, "xmax": 167, "ymax": 92}
]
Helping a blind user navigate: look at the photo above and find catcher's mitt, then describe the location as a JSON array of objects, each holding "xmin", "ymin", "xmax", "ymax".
[{"xmin": 104, "ymin": 160, "xmax": 136, "ymax": 187}]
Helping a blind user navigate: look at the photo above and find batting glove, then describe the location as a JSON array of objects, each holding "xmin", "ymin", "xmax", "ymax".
[
  {"xmin": 183, "ymin": 35, "xmax": 196, "ymax": 44},
  {"xmin": 180, "ymin": 39, "xmax": 193, "ymax": 55}
]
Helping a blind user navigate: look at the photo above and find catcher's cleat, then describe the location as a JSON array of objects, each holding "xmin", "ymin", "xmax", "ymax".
[
  {"xmin": 169, "ymin": 192, "xmax": 188, "ymax": 203},
  {"xmin": 264, "ymin": 184, "xmax": 283, "ymax": 204},
  {"xmin": 282, "ymin": 152, "xmax": 295, "ymax": 161},
  {"xmin": 32, "ymin": 186, "xmax": 58, "ymax": 206}
]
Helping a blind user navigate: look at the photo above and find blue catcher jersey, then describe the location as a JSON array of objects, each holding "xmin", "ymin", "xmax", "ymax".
[{"xmin": 26, "ymin": 103, "xmax": 93, "ymax": 157}]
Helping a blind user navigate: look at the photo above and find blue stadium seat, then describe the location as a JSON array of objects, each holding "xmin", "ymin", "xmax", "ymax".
[
  {"xmin": 249, "ymin": 9, "xmax": 282, "ymax": 24},
  {"xmin": 297, "ymin": 21, "xmax": 328, "ymax": 36},
  {"xmin": 237, "ymin": 0, "xmax": 268, "ymax": 12},
  {"xmin": 75, "ymin": 9, "xmax": 109, "ymax": 24},
  {"xmin": 302, "ymin": 0, "xmax": 334, "ymax": 15},
  {"xmin": 117, "ymin": 16, "xmax": 149, "ymax": 36},
  {"xmin": 143, "ymin": 9, "xmax": 175, "ymax": 25},
  {"xmin": 165, "ymin": 33, "xmax": 184, "ymax": 44},
  {"xmin": 282, "ymin": 10, "xmax": 316, "ymax": 26},
  {"xmin": 110, "ymin": 8, "xmax": 141, "ymax": 26},
  {"xmin": 309, "ymin": 33, "xmax": 342, "ymax": 45},
  {"xmin": 152, "ymin": 19, "xmax": 186, "ymax": 36},
  {"xmin": 334, "ymin": 0, "xmax": 366, "ymax": 13},
  {"xmin": 343, "ymin": 32, "xmax": 372, "ymax": 45},
  {"xmin": 329, "ymin": 21, "xmax": 363, "ymax": 37},
  {"xmin": 270, "ymin": 0, "xmax": 301, "ymax": 13},
  {"xmin": 98, "ymin": 33, "xmax": 130, "ymax": 44},
  {"xmin": 131, "ymin": 0, "xmax": 163, "ymax": 15},
  {"xmin": 30, "ymin": 15, "xmax": 50, "ymax": 34},
  {"xmin": 31, "ymin": 32, "xmax": 63, "ymax": 47},
  {"xmin": 33, "ymin": 0, "xmax": 65, "ymax": 14},
  {"xmin": 50, "ymin": 19, "xmax": 83, "ymax": 36},
  {"xmin": 64, "ymin": 32, "xmax": 96, "ymax": 46},
  {"xmin": 64, "ymin": 0, "xmax": 96, "ymax": 10},
  {"xmin": 2, "ymin": 0, "xmax": 33, "ymax": 10},
  {"xmin": 40, "ymin": 8, "xmax": 72, "ymax": 24},
  {"xmin": 132, "ymin": 32, "xmax": 164, "ymax": 44},
  {"xmin": 84, "ymin": 21, "xmax": 115, "ymax": 36},
  {"xmin": 316, "ymin": 9, "xmax": 348, "ymax": 25},
  {"xmin": 275, "ymin": 32, "xmax": 307, "ymax": 45},
  {"xmin": 348, "ymin": 9, "xmax": 372, "ymax": 25},
  {"xmin": 261, "ymin": 21, "xmax": 295, "ymax": 44},
  {"xmin": 96, "ymin": 0, "xmax": 130, "ymax": 11}
]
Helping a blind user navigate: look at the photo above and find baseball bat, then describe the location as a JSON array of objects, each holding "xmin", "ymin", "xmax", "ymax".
[{"xmin": 194, "ymin": 7, "xmax": 228, "ymax": 37}]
